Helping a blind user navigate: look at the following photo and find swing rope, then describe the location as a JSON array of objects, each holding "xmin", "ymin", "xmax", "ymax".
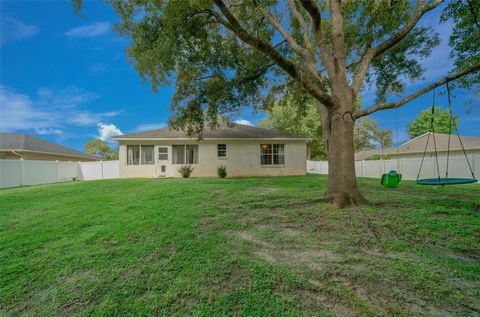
[
  {"xmin": 395, "ymin": 106, "xmax": 400, "ymax": 171},
  {"xmin": 447, "ymin": 82, "xmax": 476, "ymax": 180},
  {"xmin": 416, "ymin": 84, "xmax": 477, "ymax": 185}
]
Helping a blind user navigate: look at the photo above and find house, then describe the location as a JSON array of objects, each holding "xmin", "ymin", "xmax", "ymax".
[
  {"xmin": 112, "ymin": 123, "xmax": 311, "ymax": 178},
  {"xmin": 355, "ymin": 132, "xmax": 480, "ymax": 160},
  {"xmin": 0, "ymin": 133, "xmax": 98, "ymax": 162}
]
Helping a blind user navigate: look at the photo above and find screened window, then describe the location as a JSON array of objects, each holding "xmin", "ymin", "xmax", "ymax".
[
  {"xmin": 217, "ymin": 144, "xmax": 227, "ymax": 158},
  {"xmin": 186, "ymin": 145, "xmax": 198, "ymax": 164},
  {"xmin": 260, "ymin": 144, "xmax": 284, "ymax": 165},
  {"xmin": 158, "ymin": 147, "xmax": 168, "ymax": 160},
  {"xmin": 127, "ymin": 145, "xmax": 155, "ymax": 165},
  {"xmin": 172, "ymin": 145, "xmax": 199, "ymax": 164},
  {"xmin": 127, "ymin": 145, "xmax": 140, "ymax": 165},
  {"xmin": 172, "ymin": 145, "xmax": 185, "ymax": 164},
  {"xmin": 141, "ymin": 145, "xmax": 154, "ymax": 165}
]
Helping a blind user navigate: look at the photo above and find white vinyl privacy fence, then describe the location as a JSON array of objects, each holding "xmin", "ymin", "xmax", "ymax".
[
  {"xmin": 0, "ymin": 159, "xmax": 119, "ymax": 189},
  {"xmin": 307, "ymin": 155, "xmax": 479, "ymax": 182}
]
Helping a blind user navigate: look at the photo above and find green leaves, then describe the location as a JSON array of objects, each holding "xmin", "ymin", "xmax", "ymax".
[
  {"xmin": 441, "ymin": 0, "xmax": 480, "ymax": 87},
  {"xmin": 406, "ymin": 106, "xmax": 459, "ymax": 139},
  {"xmin": 258, "ymin": 94, "xmax": 326, "ymax": 160},
  {"xmin": 84, "ymin": 139, "xmax": 118, "ymax": 160}
]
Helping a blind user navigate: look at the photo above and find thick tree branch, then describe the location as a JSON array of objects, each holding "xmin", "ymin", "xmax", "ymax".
[
  {"xmin": 354, "ymin": 63, "xmax": 480, "ymax": 119},
  {"xmin": 258, "ymin": 5, "xmax": 324, "ymax": 85},
  {"xmin": 330, "ymin": 0, "xmax": 349, "ymax": 85},
  {"xmin": 286, "ymin": 0, "xmax": 314, "ymax": 52},
  {"xmin": 212, "ymin": 0, "xmax": 333, "ymax": 106},
  {"xmin": 298, "ymin": 0, "xmax": 335, "ymax": 81},
  {"xmin": 351, "ymin": 0, "xmax": 444, "ymax": 94},
  {"xmin": 258, "ymin": 7, "xmax": 310, "ymax": 60}
]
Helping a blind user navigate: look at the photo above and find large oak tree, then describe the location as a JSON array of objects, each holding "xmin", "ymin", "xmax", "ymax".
[{"xmin": 74, "ymin": 0, "xmax": 480, "ymax": 206}]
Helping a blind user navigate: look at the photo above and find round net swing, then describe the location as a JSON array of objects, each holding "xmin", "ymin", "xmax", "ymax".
[{"xmin": 415, "ymin": 83, "xmax": 477, "ymax": 186}]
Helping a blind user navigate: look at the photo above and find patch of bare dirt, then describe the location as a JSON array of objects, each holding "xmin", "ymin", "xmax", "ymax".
[
  {"xmin": 233, "ymin": 231, "xmax": 273, "ymax": 247},
  {"xmin": 256, "ymin": 224, "xmax": 302, "ymax": 237},
  {"xmin": 255, "ymin": 249, "xmax": 340, "ymax": 270}
]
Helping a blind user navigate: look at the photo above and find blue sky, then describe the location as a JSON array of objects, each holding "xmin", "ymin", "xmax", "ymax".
[{"xmin": 0, "ymin": 1, "xmax": 479, "ymax": 152}]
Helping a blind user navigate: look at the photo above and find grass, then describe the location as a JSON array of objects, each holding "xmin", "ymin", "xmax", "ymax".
[{"xmin": 1, "ymin": 175, "xmax": 479, "ymax": 316}]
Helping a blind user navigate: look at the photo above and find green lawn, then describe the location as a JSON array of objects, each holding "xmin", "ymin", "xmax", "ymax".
[{"xmin": 1, "ymin": 175, "xmax": 479, "ymax": 316}]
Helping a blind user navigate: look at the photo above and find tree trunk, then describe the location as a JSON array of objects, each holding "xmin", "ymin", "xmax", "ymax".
[{"xmin": 323, "ymin": 111, "xmax": 365, "ymax": 207}]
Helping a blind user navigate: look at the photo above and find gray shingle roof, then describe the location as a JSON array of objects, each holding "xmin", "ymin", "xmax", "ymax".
[
  {"xmin": 112, "ymin": 123, "xmax": 311, "ymax": 140},
  {"xmin": 0, "ymin": 133, "xmax": 98, "ymax": 160},
  {"xmin": 355, "ymin": 132, "xmax": 480, "ymax": 160}
]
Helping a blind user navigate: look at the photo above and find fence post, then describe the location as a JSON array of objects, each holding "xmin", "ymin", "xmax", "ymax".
[
  {"xmin": 378, "ymin": 159, "xmax": 382, "ymax": 178},
  {"xmin": 101, "ymin": 160, "xmax": 104, "ymax": 180},
  {"xmin": 55, "ymin": 160, "xmax": 59, "ymax": 182},
  {"xmin": 471, "ymin": 153, "xmax": 477, "ymax": 179},
  {"xmin": 361, "ymin": 160, "xmax": 364, "ymax": 177},
  {"xmin": 20, "ymin": 159, "xmax": 25, "ymax": 187}
]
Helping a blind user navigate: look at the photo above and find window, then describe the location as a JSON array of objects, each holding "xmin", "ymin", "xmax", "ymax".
[
  {"xmin": 172, "ymin": 145, "xmax": 185, "ymax": 164},
  {"xmin": 127, "ymin": 145, "xmax": 154, "ymax": 165},
  {"xmin": 158, "ymin": 147, "xmax": 168, "ymax": 160},
  {"xmin": 217, "ymin": 144, "xmax": 227, "ymax": 158},
  {"xmin": 127, "ymin": 145, "xmax": 140, "ymax": 165},
  {"xmin": 186, "ymin": 145, "xmax": 198, "ymax": 164},
  {"xmin": 141, "ymin": 145, "xmax": 154, "ymax": 165},
  {"xmin": 172, "ymin": 145, "xmax": 199, "ymax": 164},
  {"xmin": 260, "ymin": 144, "xmax": 284, "ymax": 166}
]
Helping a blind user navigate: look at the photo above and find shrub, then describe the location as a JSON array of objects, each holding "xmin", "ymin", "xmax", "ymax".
[
  {"xmin": 179, "ymin": 165, "xmax": 194, "ymax": 178},
  {"xmin": 217, "ymin": 165, "xmax": 227, "ymax": 178},
  {"xmin": 366, "ymin": 154, "xmax": 391, "ymax": 161}
]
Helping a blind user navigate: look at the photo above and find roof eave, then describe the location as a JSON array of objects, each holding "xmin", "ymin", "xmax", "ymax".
[
  {"xmin": 111, "ymin": 137, "xmax": 313, "ymax": 141},
  {"xmin": 0, "ymin": 149, "xmax": 98, "ymax": 160}
]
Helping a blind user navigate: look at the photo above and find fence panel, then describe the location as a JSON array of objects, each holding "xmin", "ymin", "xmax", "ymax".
[
  {"xmin": 1, "ymin": 159, "xmax": 120, "ymax": 189},
  {"xmin": 23, "ymin": 160, "xmax": 58, "ymax": 185},
  {"xmin": 58, "ymin": 161, "xmax": 79, "ymax": 181},
  {"xmin": 308, "ymin": 154, "xmax": 478, "ymax": 182},
  {"xmin": 79, "ymin": 161, "xmax": 119, "ymax": 180},
  {"xmin": 102, "ymin": 161, "xmax": 119, "ymax": 179},
  {"xmin": 0, "ymin": 160, "xmax": 22, "ymax": 188}
]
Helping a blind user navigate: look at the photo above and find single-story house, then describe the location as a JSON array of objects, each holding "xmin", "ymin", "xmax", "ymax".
[
  {"xmin": 112, "ymin": 123, "xmax": 311, "ymax": 178},
  {"xmin": 355, "ymin": 132, "xmax": 480, "ymax": 160},
  {"xmin": 0, "ymin": 133, "xmax": 98, "ymax": 162}
]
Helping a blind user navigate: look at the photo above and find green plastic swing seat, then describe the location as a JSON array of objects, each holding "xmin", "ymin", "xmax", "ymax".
[
  {"xmin": 381, "ymin": 170, "xmax": 402, "ymax": 188},
  {"xmin": 415, "ymin": 178, "xmax": 478, "ymax": 185}
]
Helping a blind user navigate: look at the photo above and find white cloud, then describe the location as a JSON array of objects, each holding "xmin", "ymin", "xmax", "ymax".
[
  {"xmin": 89, "ymin": 63, "xmax": 107, "ymax": 73},
  {"xmin": 0, "ymin": 17, "xmax": 38, "ymax": 44},
  {"xmin": 35, "ymin": 128, "xmax": 63, "ymax": 135},
  {"xmin": 234, "ymin": 119, "xmax": 254, "ymax": 126},
  {"xmin": 65, "ymin": 22, "xmax": 110, "ymax": 38},
  {"xmin": 0, "ymin": 86, "xmax": 58, "ymax": 132},
  {"xmin": 97, "ymin": 123, "xmax": 122, "ymax": 141},
  {"xmin": 135, "ymin": 123, "xmax": 167, "ymax": 131},
  {"xmin": 0, "ymin": 85, "xmax": 122, "ymax": 133}
]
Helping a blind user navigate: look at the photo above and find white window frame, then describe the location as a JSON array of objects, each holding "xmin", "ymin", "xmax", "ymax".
[
  {"xmin": 172, "ymin": 144, "xmax": 199, "ymax": 165},
  {"xmin": 260, "ymin": 144, "xmax": 285, "ymax": 166},
  {"xmin": 127, "ymin": 145, "xmax": 154, "ymax": 165},
  {"xmin": 157, "ymin": 146, "xmax": 168, "ymax": 161},
  {"xmin": 217, "ymin": 144, "xmax": 227, "ymax": 158}
]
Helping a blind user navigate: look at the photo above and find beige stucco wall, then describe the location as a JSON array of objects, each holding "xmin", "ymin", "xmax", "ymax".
[
  {"xmin": 0, "ymin": 151, "xmax": 96, "ymax": 162},
  {"xmin": 117, "ymin": 139, "xmax": 308, "ymax": 178}
]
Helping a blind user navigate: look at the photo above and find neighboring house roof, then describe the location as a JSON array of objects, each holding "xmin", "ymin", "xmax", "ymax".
[
  {"xmin": 355, "ymin": 132, "xmax": 480, "ymax": 160},
  {"xmin": 0, "ymin": 133, "xmax": 98, "ymax": 160},
  {"xmin": 112, "ymin": 123, "xmax": 312, "ymax": 140}
]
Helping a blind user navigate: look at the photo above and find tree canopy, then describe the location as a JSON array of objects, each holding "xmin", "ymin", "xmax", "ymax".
[
  {"xmin": 84, "ymin": 139, "xmax": 118, "ymax": 160},
  {"xmin": 258, "ymin": 96, "xmax": 326, "ymax": 159},
  {"xmin": 407, "ymin": 106, "xmax": 459, "ymax": 138},
  {"xmin": 73, "ymin": 0, "xmax": 480, "ymax": 132}
]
